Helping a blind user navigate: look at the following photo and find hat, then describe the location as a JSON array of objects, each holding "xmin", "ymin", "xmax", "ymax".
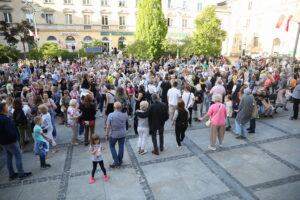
[
  {"xmin": 40, "ymin": 75, "xmax": 45, "ymax": 79},
  {"xmin": 23, "ymin": 87, "xmax": 30, "ymax": 91}
]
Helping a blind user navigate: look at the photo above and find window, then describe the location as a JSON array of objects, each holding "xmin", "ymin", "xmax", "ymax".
[
  {"xmin": 44, "ymin": 0, "xmax": 52, "ymax": 3},
  {"xmin": 248, "ymin": 1, "xmax": 252, "ymax": 10},
  {"xmin": 182, "ymin": 19, "xmax": 187, "ymax": 28},
  {"xmin": 4, "ymin": 12, "xmax": 12, "ymax": 23},
  {"xmin": 119, "ymin": 0, "xmax": 125, "ymax": 7},
  {"xmin": 83, "ymin": 36, "xmax": 93, "ymax": 44},
  {"xmin": 83, "ymin": 0, "xmax": 91, "ymax": 5},
  {"xmin": 167, "ymin": 18, "xmax": 173, "ymax": 27},
  {"xmin": 182, "ymin": 1, "xmax": 188, "ymax": 10},
  {"xmin": 119, "ymin": 16, "xmax": 125, "ymax": 25},
  {"xmin": 102, "ymin": 15, "xmax": 108, "ymax": 25},
  {"xmin": 26, "ymin": 13, "xmax": 34, "ymax": 24},
  {"xmin": 64, "ymin": 0, "xmax": 72, "ymax": 4},
  {"xmin": 168, "ymin": 0, "xmax": 173, "ymax": 8},
  {"xmin": 65, "ymin": 14, "xmax": 72, "ymax": 24},
  {"xmin": 84, "ymin": 15, "xmax": 91, "ymax": 25},
  {"xmin": 197, "ymin": 2, "xmax": 202, "ymax": 11},
  {"xmin": 47, "ymin": 36, "xmax": 58, "ymax": 43},
  {"xmin": 45, "ymin": 14, "xmax": 53, "ymax": 24},
  {"xmin": 118, "ymin": 37, "xmax": 126, "ymax": 49},
  {"xmin": 253, "ymin": 37, "xmax": 259, "ymax": 47},
  {"xmin": 101, "ymin": 0, "xmax": 108, "ymax": 6}
]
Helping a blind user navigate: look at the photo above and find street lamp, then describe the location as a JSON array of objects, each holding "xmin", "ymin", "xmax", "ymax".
[{"xmin": 24, "ymin": 1, "xmax": 40, "ymax": 48}]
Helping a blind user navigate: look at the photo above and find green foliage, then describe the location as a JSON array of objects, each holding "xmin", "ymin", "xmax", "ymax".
[
  {"xmin": 60, "ymin": 50, "xmax": 78, "ymax": 61},
  {"xmin": 136, "ymin": 0, "xmax": 167, "ymax": 59},
  {"xmin": 161, "ymin": 40, "xmax": 178, "ymax": 57},
  {"xmin": 0, "ymin": 45, "xmax": 21, "ymax": 63},
  {"xmin": 0, "ymin": 21, "xmax": 35, "ymax": 58},
  {"xmin": 40, "ymin": 42, "xmax": 60, "ymax": 59},
  {"xmin": 123, "ymin": 40, "xmax": 150, "ymax": 59},
  {"xmin": 192, "ymin": 6, "xmax": 226, "ymax": 56}
]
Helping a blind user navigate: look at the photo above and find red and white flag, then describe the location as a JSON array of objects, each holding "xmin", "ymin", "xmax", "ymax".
[
  {"xmin": 28, "ymin": 29, "xmax": 35, "ymax": 37},
  {"xmin": 28, "ymin": 29, "xmax": 39, "ymax": 39},
  {"xmin": 285, "ymin": 15, "xmax": 293, "ymax": 32},
  {"xmin": 275, "ymin": 14, "xmax": 285, "ymax": 29}
]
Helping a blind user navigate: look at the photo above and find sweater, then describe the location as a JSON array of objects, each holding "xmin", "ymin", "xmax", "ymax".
[
  {"xmin": 0, "ymin": 114, "xmax": 18, "ymax": 145},
  {"xmin": 236, "ymin": 95, "xmax": 254, "ymax": 124}
]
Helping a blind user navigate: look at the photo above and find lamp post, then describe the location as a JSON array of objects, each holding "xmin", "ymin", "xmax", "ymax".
[
  {"xmin": 24, "ymin": 1, "xmax": 40, "ymax": 49},
  {"xmin": 291, "ymin": 22, "xmax": 300, "ymax": 67}
]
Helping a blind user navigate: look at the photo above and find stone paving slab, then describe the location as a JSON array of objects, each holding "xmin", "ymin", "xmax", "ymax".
[
  {"xmin": 67, "ymin": 168, "xmax": 145, "ymax": 200},
  {"xmin": 70, "ymin": 142, "xmax": 131, "ymax": 173},
  {"xmin": 209, "ymin": 146, "xmax": 299, "ymax": 187},
  {"xmin": 259, "ymin": 138, "xmax": 300, "ymax": 168},
  {"xmin": 0, "ymin": 179, "xmax": 60, "ymax": 200},
  {"xmin": 128, "ymin": 133, "xmax": 191, "ymax": 163},
  {"xmin": 254, "ymin": 180, "xmax": 300, "ymax": 200},
  {"xmin": 142, "ymin": 156, "xmax": 230, "ymax": 200}
]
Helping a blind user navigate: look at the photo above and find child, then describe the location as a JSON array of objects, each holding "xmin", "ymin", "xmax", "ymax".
[
  {"xmin": 89, "ymin": 135, "xmax": 108, "ymax": 183},
  {"xmin": 33, "ymin": 116, "xmax": 52, "ymax": 169},
  {"xmin": 38, "ymin": 104, "xmax": 57, "ymax": 153},
  {"xmin": 225, "ymin": 95, "xmax": 233, "ymax": 131}
]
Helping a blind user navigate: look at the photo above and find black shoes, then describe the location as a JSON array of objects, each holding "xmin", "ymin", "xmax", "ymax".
[
  {"xmin": 19, "ymin": 172, "xmax": 32, "ymax": 180},
  {"xmin": 225, "ymin": 126, "xmax": 231, "ymax": 131},
  {"xmin": 248, "ymin": 130, "xmax": 255, "ymax": 134},
  {"xmin": 41, "ymin": 164, "xmax": 51, "ymax": 169},
  {"xmin": 235, "ymin": 135, "xmax": 246, "ymax": 139},
  {"xmin": 109, "ymin": 162, "xmax": 122, "ymax": 168},
  {"xmin": 9, "ymin": 173, "xmax": 18, "ymax": 181}
]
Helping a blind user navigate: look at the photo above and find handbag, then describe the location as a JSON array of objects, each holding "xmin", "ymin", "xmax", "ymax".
[{"xmin": 206, "ymin": 104, "xmax": 223, "ymax": 127}]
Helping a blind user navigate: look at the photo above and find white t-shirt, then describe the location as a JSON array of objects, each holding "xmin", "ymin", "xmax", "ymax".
[
  {"xmin": 182, "ymin": 91, "xmax": 195, "ymax": 109},
  {"xmin": 147, "ymin": 84, "xmax": 157, "ymax": 94},
  {"xmin": 167, "ymin": 88, "xmax": 181, "ymax": 106}
]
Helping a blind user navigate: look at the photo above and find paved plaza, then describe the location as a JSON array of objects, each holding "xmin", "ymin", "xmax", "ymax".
[{"xmin": 0, "ymin": 106, "xmax": 299, "ymax": 200}]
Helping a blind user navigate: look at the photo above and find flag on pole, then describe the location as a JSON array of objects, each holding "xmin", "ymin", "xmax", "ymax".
[
  {"xmin": 285, "ymin": 15, "xmax": 293, "ymax": 32},
  {"xmin": 28, "ymin": 29, "xmax": 35, "ymax": 37},
  {"xmin": 275, "ymin": 14, "xmax": 285, "ymax": 28}
]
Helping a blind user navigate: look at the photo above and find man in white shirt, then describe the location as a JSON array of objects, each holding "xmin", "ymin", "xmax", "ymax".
[{"xmin": 167, "ymin": 81, "xmax": 181, "ymax": 121}]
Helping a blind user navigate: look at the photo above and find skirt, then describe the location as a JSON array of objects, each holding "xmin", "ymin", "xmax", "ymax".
[{"xmin": 105, "ymin": 103, "xmax": 114, "ymax": 116}]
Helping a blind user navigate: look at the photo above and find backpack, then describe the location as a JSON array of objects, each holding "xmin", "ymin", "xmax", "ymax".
[
  {"xmin": 13, "ymin": 109, "xmax": 27, "ymax": 126},
  {"xmin": 120, "ymin": 97, "xmax": 129, "ymax": 113}
]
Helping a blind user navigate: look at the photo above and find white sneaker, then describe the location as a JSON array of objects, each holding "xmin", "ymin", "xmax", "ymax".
[
  {"xmin": 140, "ymin": 150, "xmax": 148, "ymax": 155},
  {"xmin": 208, "ymin": 145, "xmax": 216, "ymax": 151},
  {"xmin": 177, "ymin": 145, "xmax": 182, "ymax": 150},
  {"xmin": 218, "ymin": 144, "xmax": 223, "ymax": 148}
]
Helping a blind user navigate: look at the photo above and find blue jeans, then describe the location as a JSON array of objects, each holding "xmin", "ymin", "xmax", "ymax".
[
  {"xmin": 99, "ymin": 94, "xmax": 106, "ymax": 112},
  {"xmin": 0, "ymin": 142, "xmax": 24, "ymax": 177},
  {"xmin": 50, "ymin": 110, "xmax": 57, "ymax": 138},
  {"xmin": 235, "ymin": 120, "xmax": 248, "ymax": 137},
  {"xmin": 109, "ymin": 137, "xmax": 125, "ymax": 164},
  {"xmin": 79, "ymin": 123, "xmax": 84, "ymax": 136}
]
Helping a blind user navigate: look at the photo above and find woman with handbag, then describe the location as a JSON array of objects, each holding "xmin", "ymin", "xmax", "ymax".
[
  {"xmin": 199, "ymin": 94, "xmax": 227, "ymax": 151},
  {"xmin": 182, "ymin": 85, "xmax": 195, "ymax": 126}
]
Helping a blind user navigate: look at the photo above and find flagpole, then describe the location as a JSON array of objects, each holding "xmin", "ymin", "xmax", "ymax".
[{"xmin": 292, "ymin": 22, "xmax": 300, "ymax": 70}]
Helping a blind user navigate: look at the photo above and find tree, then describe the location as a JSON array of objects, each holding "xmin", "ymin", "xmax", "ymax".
[
  {"xmin": 192, "ymin": 6, "xmax": 226, "ymax": 56},
  {"xmin": 0, "ymin": 45, "xmax": 20, "ymax": 63},
  {"xmin": 28, "ymin": 46, "xmax": 42, "ymax": 61},
  {"xmin": 124, "ymin": 40, "xmax": 150, "ymax": 58},
  {"xmin": 136, "ymin": 0, "xmax": 167, "ymax": 59},
  {"xmin": 40, "ymin": 42, "xmax": 60, "ymax": 59},
  {"xmin": 0, "ymin": 21, "xmax": 35, "ymax": 58}
]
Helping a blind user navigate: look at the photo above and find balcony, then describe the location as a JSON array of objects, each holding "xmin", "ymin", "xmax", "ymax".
[{"xmin": 36, "ymin": 24, "xmax": 135, "ymax": 32}]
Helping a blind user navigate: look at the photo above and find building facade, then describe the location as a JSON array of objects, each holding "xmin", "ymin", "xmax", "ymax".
[
  {"xmin": 0, "ymin": 0, "xmax": 208, "ymax": 53},
  {"xmin": 1, "ymin": 0, "xmax": 299, "ymax": 58}
]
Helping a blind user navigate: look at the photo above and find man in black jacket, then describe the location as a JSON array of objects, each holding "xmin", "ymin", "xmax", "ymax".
[
  {"xmin": 136, "ymin": 94, "xmax": 169, "ymax": 155},
  {"xmin": 0, "ymin": 103, "xmax": 32, "ymax": 181}
]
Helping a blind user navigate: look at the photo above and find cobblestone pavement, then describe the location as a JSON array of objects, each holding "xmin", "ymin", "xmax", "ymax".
[{"xmin": 0, "ymin": 105, "xmax": 299, "ymax": 200}]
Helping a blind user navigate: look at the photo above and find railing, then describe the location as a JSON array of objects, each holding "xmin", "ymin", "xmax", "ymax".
[{"xmin": 37, "ymin": 24, "xmax": 135, "ymax": 31}]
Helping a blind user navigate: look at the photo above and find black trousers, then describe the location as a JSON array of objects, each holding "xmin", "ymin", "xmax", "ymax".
[
  {"xmin": 150, "ymin": 127, "xmax": 164, "ymax": 152},
  {"xmin": 91, "ymin": 161, "xmax": 106, "ymax": 177},
  {"xmin": 293, "ymin": 98, "xmax": 300, "ymax": 119},
  {"xmin": 175, "ymin": 124, "xmax": 188, "ymax": 146},
  {"xmin": 40, "ymin": 155, "xmax": 46, "ymax": 167},
  {"xmin": 188, "ymin": 107, "xmax": 193, "ymax": 125},
  {"xmin": 249, "ymin": 119, "xmax": 256, "ymax": 131}
]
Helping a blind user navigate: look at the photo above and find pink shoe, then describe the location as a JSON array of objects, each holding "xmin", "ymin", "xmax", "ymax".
[
  {"xmin": 89, "ymin": 177, "xmax": 95, "ymax": 184},
  {"xmin": 103, "ymin": 175, "xmax": 109, "ymax": 181}
]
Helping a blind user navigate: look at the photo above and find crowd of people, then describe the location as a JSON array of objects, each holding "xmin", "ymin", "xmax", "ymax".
[{"xmin": 0, "ymin": 55, "xmax": 299, "ymax": 183}]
